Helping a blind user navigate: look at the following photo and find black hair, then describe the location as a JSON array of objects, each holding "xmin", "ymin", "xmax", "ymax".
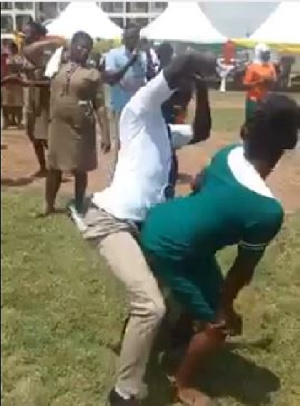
[
  {"xmin": 157, "ymin": 42, "xmax": 173, "ymax": 59},
  {"xmin": 9, "ymin": 42, "xmax": 19, "ymax": 54},
  {"xmin": 71, "ymin": 31, "xmax": 93, "ymax": 49},
  {"xmin": 123, "ymin": 23, "xmax": 140, "ymax": 37},
  {"xmin": 242, "ymin": 93, "xmax": 299, "ymax": 163},
  {"xmin": 26, "ymin": 19, "xmax": 47, "ymax": 37}
]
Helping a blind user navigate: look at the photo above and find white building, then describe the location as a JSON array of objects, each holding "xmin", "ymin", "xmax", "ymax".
[{"xmin": 1, "ymin": 2, "xmax": 168, "ymax": 34}]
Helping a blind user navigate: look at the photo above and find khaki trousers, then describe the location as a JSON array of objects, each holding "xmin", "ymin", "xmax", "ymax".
[{"xmin": 82, "ymin": 205, "xmax": 166, "ymax": 396}]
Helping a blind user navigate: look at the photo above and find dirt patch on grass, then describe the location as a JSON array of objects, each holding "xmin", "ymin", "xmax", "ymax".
[{"xmin": 1, "ymin": 128, "xmax": 299, "ymax": 213}]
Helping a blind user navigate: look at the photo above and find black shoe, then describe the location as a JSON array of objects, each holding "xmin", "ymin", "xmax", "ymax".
[{"xmin": 108, "ymin": 389, "xmax": 139, "ymax": 406}]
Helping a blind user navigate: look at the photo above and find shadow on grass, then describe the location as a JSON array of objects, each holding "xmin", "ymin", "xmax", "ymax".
[
  {"xmin": 202, "ymin": 349, "xmax": 280, "ymax": 405},
  {"xmin": 144, "ymin": 346, "xmax": 280, "ymax": 406},
  {"xmin": 1, "ymin": 176, "xmax": 35, "ymax": 187}
]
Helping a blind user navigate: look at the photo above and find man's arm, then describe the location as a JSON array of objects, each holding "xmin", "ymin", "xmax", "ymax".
[
  {"xmin": 92, "ymin": 71, "xmax": 111, "ymax": 153},
  {"xmin": 104, "ymin": 49, "xmax": 138, "ymax": 86},
  {"xmin": 164, "ymin": 51, "xmax": 217, "ymax": 90},
  {"xmin": 243, "ymin": 65, "xmax": 264, "ymax": 88},
  {"xmin": 191, "ymin": 76, "xmax": 211, "ymax": 143}
]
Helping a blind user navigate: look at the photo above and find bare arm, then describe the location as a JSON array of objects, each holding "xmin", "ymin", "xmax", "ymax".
[
  {"xmin": 23, "ymin": 38, "xmax": 64, "ymax": 67},
  {"xmin": 220, "ymin": 247, "xmax": 264, "ymax": 312},
  {"xmin": 92, "ymin": 74, "xmax": 111, "ymax": 153},
  {"xmin": 243, "ymin": 65, "xmax": 264, "ymax": 88},
  {"xmin": 96, "ymin": 106, "xmax": 110, "ymax": 152},
  {"xmin": 191, "ymin": 77, "xmax": 211, "ymax": 143}
]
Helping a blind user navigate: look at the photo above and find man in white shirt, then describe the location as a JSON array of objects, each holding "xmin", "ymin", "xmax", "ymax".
[{"xmin": 78, "ymin": 51, "xmax": 216, "ymax": 406}]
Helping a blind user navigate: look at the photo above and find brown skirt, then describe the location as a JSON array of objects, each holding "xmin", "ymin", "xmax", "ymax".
[
  {"xmin": 2, "ymin": 84, "xmax": 24, "ymax": 107},
  {"xmin": 48, "ymin": 102, "xmax": 97, "ymax": 172},
  {"xmin": 26, "ymin": 107, "xmax": 50, "ymax": 142}
]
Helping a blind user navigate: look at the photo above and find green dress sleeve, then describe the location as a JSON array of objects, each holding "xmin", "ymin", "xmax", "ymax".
[{"xmin": 239, "ymin": 206, "xmax": 284, "ymax": 252}]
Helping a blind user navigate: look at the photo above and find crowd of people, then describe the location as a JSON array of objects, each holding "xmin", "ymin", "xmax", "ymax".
[{"xmin": 1, "ymin": 20, "xmax": 300, "ymax": 406}]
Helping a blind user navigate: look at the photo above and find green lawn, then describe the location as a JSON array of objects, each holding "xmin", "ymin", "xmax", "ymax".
[
  {"xmin": 190, "ymin": 91, "xmax": 300, "ymax": 134},
  {"xmin": 2, "ymin": 190, "xmax": 300, "ymax": 406}
]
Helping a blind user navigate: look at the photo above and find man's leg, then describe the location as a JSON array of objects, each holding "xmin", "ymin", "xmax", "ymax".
[
  {"xmin": 100, "ymin": 231, "xmax": 166, "ymax": 403},
  {"xmin": 44, "ymin": 168, "xmax": 62, "ymax": 215},
  {"xmin": 33, "ymin": 139, "xmax": 48, "ymax": 177}
]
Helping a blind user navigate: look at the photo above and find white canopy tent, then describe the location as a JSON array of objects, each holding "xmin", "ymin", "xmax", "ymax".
[
  {"xmin": 141, "ymin": 2, "xmax": 226, "ymax": 43},
  {"xmin": 250, "ymin": 2, "xmax": 300, "ymax": 45},
  {"xmin": 46, "ymin": 2, "xmax": 122, "ymax": 40}
]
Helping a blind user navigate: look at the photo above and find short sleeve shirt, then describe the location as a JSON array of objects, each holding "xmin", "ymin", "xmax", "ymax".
[
  {"xmin": 243, "ymin": 62, "xmax": 277, "ymax": 102},
  {"xmin": 105, "ymin": 45, "xmax": 147, "ymax": 114},
  {"xmin": 141, "ymin": 144, "xmax": 284, "ymax": 261}
]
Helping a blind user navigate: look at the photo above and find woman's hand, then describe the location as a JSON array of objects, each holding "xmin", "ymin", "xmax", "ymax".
[
  {"xmin": 225, "ymin": 308, "xmax": 243, "ymax": 336},
  {"xmin": 216, "ymin": 306, "xmax": 243, "ymax": 336}
]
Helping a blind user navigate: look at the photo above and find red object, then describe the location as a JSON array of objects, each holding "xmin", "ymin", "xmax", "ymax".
[
  {"xmin": 1, "ymin": 52, "xmax": 9, "ymax": 78},
  {"xmin": 222, "ymin": 40, "xmax": 236, "ymax": 65}
]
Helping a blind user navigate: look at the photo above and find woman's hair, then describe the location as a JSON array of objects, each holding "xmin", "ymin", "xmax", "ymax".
[
  {"xmin": 9, "ymin": 41, "xmax": 19, "ymax": 54},
  {"xmin": 71, "ymin": 31, "xmax": 93, "ymax": 50},
  {"xmin": 26, "ymin": 19, "xmax": 48, "ymax": 37},
  {"xmin": 242, "ymin": 94, "xmax": 299, "ymax": 162}
]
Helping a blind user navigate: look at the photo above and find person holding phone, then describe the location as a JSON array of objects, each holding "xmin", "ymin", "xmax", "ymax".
[{"xmin": 104, "ymin": 24, "xmax": 150, "ymax": 176}]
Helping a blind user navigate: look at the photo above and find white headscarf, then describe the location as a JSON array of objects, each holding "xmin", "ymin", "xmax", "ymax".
[{"xmin": 253, "ymin": 43, "xmax": 270, "ymax": 64}]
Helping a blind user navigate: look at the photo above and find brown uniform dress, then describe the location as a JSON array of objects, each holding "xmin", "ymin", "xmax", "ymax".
[
  {"xmin": 2, "ymin": 54, "xmax": 24, "ymax": 108},
  {"xmin": 24, "ymin": 47, "xmax": 54, "ymax": 142},
  {"xmin": 48, "ymin": 62, "xmax": 104, "ymax": 172}
]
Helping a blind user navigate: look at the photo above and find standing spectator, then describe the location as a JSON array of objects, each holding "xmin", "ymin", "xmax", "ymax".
[
  {"xmin": 104, "ymin": 25, "xmax": 149, "ymax": 175},
  {"xmin": 1, "ymin": 42, "xmax": 24, "ymax": 129},
  {"xmin": 22, "ymin": 20, "xmax": 64, "ymax": 177},
  {"xmin": 1, "ymin": 41, "xmax": 11, "ymax": 129},
  {"xmin": 278, "ymin": 55, "xmax": 295, "ymax": 89},
  {"xmin": 44, "ymin": 31, "xmax": 110, "ymax": 216},
  {"xmin": 243, "ymin": 43, "xmax": 276, "ymax": 121}
]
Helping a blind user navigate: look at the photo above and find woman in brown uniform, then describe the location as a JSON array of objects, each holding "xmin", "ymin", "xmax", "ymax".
[
  {"xmin": 23, "ymin": 20, "xmax": 63, "ymax": 177},
  {"xmin": 45, "ymin": 31, "xmax": 110, "ymax": 215},
  {"xmin": 1, "ymin": 42, "xmax": 24, "ymax": 129}
]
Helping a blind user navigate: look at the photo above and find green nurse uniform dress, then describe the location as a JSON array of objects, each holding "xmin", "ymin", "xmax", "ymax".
[{"xmin": 140, "ymin": 144, "xmax": 284, "ymax": 322}]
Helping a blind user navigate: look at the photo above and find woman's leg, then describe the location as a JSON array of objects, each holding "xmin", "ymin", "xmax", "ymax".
[
  {"xmin": 33, "ymin": 139, "xmax": 48, "ymax": 177},
  {"xmin": 45, "ymin": 168, "xmax": 62, "ymax": 215},
  {"xmin": 16, "ymin": 106, "xmax": 23, "ymax": 129},
  {"xmin": 175, "ymin": 324, "xmax": 226, "ymax": 406},
  {"xmin": 2, "ymin": 107, "xmax": 10, "ymax": 129},
  {"xmin": 149, "ymin": 256, "xmax": 224, "ymax": 405},
  {"xmin": 73, "ymin": 171, "xmax": 88, "ymax": 213}
]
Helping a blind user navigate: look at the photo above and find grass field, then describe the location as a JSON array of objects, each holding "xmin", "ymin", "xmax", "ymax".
[
  {"xmin": 2, "ymin": 191, "xmax": 300, "ymax": 406},
  {"xmin": 2, "ymin": 92, "xmax": 300, "ymax": 406}
]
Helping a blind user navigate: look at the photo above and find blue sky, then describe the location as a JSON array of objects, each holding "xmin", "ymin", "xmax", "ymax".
[{"xmin": 200, "ymin": 2, "xmax": 279, "ymax": 37}]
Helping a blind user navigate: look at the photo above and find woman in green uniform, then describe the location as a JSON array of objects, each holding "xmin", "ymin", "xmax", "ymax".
[
  {"xmin": 45, "ymin": 31, "xmax": 110, "ymax": 215},
  {"xmin": 140, "ymin": 94, "xmax": 299, "ymax": 406}
]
